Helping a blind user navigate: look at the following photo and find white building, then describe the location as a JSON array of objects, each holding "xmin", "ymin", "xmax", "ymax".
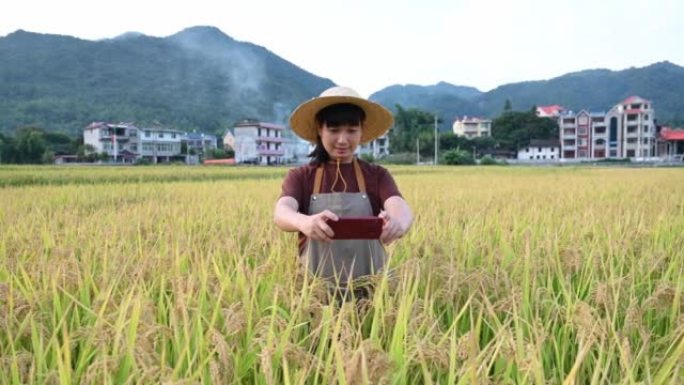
[
  {"xmin": 358, "ymin": 134, "xmax": 390, "ymax": 159},
  {"xmin": 83, "ymin": 122, "xmax": 140, "ymax": 163},
  {"xmin": 84, "ymin": 122, "xmax": 187, "ymax": 163},
  {"xmin": 453, "ymin": 116, "xmax": 492, "ymax": 138},
  {"xmin": 518, "ymin": 139, "xmax": 560, "ymax": 161},
  {"xmin": 139, "ymin": 126, "xmax": 184, "ymax": 163},
  {"xmin": 229, "ymin": 120, "xmax": 285, "ymax": 165},
  {"xmin": 559, "ymin": 96, "xmax": 655, "ymax": 159}
]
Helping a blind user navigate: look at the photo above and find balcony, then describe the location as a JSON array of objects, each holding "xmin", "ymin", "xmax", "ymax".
[
  {"xmin": 257, "ymin": 136, "xmax": 285, "ymax": 143},
  {"xmin": 258, "ymin": 149, "xmax": 284, "ymax": 156}
]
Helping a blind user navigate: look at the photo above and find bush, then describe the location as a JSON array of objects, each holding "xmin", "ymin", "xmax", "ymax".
[
  {"xmin": 378, "ymin": 152, "xmax": 416, "ymax": 165},
  {"xmin": 479, "ymin": 155, "xmax": 502, "ymax": 165},
  {"xmin": 442, "ymin": 149, "xmax": 475, "ymax": 165}
]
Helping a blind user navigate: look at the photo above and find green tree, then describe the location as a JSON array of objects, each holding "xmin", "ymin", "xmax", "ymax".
[
  {"xmin": 14, "ymin": 127, "xmax": 48, "ymax": 163},
  {"xmin": 491, "ymin": 110, "xmax": 558, "ymax": 151},
  {"xmin": 389, "ymin": 105, "xmax": 437, "ymax": 156},
  {"xmin": 442, "ymin": 149, "xmax": 475, "ymax": 165}
]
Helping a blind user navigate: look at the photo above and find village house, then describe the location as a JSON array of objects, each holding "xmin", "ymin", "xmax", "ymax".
[
  {"xmin": 83, "ymin": 122, "xmax": 213, "ymax": 164},
  {"xmin": 227, "ymin": 120, "xmax": 285, "ymax": 165},
  {"xmin": 452, "ymin": 116, "xmax": 492, "ymax": 138},
  {"xmin": 517, "ymin": 139, "xmax": 561, "ymax": 161}
]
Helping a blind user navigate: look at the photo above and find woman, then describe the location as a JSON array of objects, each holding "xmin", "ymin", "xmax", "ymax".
[{"xmin": 274, "ymin": 86, "xmax": 413, "ymax": 299}]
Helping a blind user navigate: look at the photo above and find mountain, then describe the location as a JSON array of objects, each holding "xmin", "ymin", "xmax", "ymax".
[
  {"xmin": 371, "ymin": 61, "xmax": 684, "ymax": 125},
  {"xmin": 0, "ymin": 27, "xmax": 335, "ymax": 136},
  {"xmin": 370, "ymin": 82, "xmax": 482, "ymax": 131},
  {"xmin": 2, "ymin": 27, "xmax": 683, "ymax": 137}
]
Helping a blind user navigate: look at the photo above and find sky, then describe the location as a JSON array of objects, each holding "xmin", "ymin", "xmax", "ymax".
[{"xmin": 1, "ymin": 0, "xmax": 683, "ymax": 97}]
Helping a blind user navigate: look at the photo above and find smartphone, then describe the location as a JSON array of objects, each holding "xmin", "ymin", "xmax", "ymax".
[{"xmin": 327, "ymin": 216, "xmax": 383, "ymax": 240}]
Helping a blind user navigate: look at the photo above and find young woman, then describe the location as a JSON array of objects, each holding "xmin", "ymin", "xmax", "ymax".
[{"xmin": 274, "ymin": 86, "xmax": 413, "ymax": 298}]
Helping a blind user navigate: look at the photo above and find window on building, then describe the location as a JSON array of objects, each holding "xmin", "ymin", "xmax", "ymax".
[
  {"xmin": 542, "ymin": 155, "xmax": 546, "ymax": 159},
  {"xmin": 626, "ymin": 149, "xmax": 635, "ymax": 157},
  {"xmin": 550, "ymin": 155, "xmax": 554, "ymax": 159},
  {"xmin": 172, "ymin": 133, "xmax": 177, "ymax": 139},
  {"xmin": 643, "ymin": 125, "xmax": 649, "ymax": 132},
  {"xmin": 538, "ymin": 147, "xmax": 542, "ymax": 152},
  {"xmin": 644, "ymin": 114, "xmax": 649, "ymax": 120},
  {"xmin": 145, "ymin": 131, "xmax": 151, "ymax": 137}
]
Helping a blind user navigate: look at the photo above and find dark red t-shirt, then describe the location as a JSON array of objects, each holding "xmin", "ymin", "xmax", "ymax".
[{"xmin": 279, "ymin": 159, "xmax": 402, "ymax": 254}]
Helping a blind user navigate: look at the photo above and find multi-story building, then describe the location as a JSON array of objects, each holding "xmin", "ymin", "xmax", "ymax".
[
  {"xmin": 358, "ymin": 133, "xmax": 390, "ymax": 159},
  {"xmin": 84, "ymin": 122, "xmax": 188, "ymax": 163},
  {"xmin": 185, "ymin": 132, "xmax": 217, "ymax": 157},
  {"xmin": 139, "ymin": 126, "xmax": 185, "ymax": 163},
  {"xmin": 452, "ymin": 116, "xmax": 492, "ymax": 138},
  {"xmin": 83, "ymin": 122, "xmax": 140, "ymax": 163},
  {"xmin": 558, "ymin": 96, "xmax": 655, "ymax": 159},
  {"xmin": 229, "ymin": 120, "xmax": 285, "ymax": 165}
]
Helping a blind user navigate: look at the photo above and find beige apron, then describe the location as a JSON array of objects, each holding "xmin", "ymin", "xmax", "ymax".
[{"xmin": 301, "ymin": 158, "xmax": 386, "ymax": 286}]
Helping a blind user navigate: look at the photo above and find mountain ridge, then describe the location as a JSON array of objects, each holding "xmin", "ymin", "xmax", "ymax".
[{"xmin": 1, "ymin": 27, "xmax": 682, "ymax": 137}]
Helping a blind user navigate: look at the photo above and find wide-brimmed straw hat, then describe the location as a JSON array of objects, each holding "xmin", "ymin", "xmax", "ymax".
[{"xmin": 289, "ymin": 86, "xmax": 394, "ymax": 144}]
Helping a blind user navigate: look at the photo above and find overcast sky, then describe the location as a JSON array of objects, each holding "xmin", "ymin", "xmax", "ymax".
[{"xmin": 1, "ymin": 0, "xmax": 682, "ymax": 97}]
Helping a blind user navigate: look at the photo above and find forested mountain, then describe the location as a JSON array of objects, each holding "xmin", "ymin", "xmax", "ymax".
[
  {"xmin": 0, "ymin": 27, "xmax": 334, "ymax": 136},
  {"xmin": 371, "ymin": 61, "xmax": 684, "ymax": 127},
  {"xmin": 2, "ymin": 26, "xmax": 683, "ymax": 138}
]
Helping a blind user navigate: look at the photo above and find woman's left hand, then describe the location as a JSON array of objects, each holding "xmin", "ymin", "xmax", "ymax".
[{"xmin": 378, "ymin": 211, "xmax": 405, "ymax": 245}]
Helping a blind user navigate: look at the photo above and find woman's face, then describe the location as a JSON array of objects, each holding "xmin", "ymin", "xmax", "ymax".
[{"xmin": 318, "ymin": 122, "xmax": 362, "ymax": 163}]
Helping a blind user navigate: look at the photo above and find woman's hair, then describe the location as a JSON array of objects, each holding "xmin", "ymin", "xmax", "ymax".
[{"xmin": 308, "ymin": 103, "xmax": 366, "ymax": 163}]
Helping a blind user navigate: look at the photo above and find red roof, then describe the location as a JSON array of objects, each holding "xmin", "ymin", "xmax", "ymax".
[
  {"xmin": 537, "ymin": 105, "xmax": 564, "ymax": 116},
  {"xmin": 622, "ymin": 95, "xmax": 651, "ymax": 105},
  {"xmin": 660, "ymin": 128, "xmax": 684, "ymax": 141}
]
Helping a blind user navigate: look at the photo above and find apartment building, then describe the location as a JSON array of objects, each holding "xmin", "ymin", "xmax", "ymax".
[
  {"xmin": 452, "ymin": 116, "xmax": 492, "ymax": 138},
  {"xmin": 230, "ymin": 120, "xmax": 285, "ymax": 165},
  {"xmin": 84, "ymin": 122, "xmax": 197, "ymax": 163},
  {"xmin": 558, "ymin": 96, "xmax": 655, "ymax": 159},
  {"xmin": 83, "ymin": 122, "xmax": 140, "ymax": 163}
]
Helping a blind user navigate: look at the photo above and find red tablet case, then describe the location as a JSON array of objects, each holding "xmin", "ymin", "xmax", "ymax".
[{"xmin": 328, "ymin": 216, "xmax": 383, "ymax": 239}]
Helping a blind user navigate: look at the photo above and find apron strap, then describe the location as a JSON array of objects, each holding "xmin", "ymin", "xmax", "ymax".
[
  {"xmin": 313, "ymin": 166, "xmax": 324, "ymax": 195},
  {"xmin": 312, "ymin": 157, "xmax": 367, "ymax": 194},
  {"xmin": 353, "ymin": 158, "xmax": 366, "ymax": 193}
]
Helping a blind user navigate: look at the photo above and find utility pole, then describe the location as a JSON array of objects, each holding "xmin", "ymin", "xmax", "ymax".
[
  {"xmin": 434, "ymin": 114, "xmax": 438, "ymax": 165},
  {"xmin": 416, "ymin": 137, "xmax": 420, "ymax": 164}
]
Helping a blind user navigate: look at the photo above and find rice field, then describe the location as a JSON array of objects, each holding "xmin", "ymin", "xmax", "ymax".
[{"xmin": 1, "ymin": 165, "xmax": 683, "ymax": 384}]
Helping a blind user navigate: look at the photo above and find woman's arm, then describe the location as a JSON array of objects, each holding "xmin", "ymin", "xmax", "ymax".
[
  {"xmin": 274, "ymin": 196, "xmax": 339, "ymax": 242},
  {"xmin": 379, "ymin": 195, "xmax": 413, "ymax": 244}
]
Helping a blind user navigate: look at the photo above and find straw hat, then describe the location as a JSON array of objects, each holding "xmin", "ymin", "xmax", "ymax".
[{"xmin": 289, "ymin": 86, "xmax": 394, "ymax": 144}]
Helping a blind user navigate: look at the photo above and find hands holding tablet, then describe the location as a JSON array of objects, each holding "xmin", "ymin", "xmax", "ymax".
[{"xmin": 300, "ymin": 210, "xmax": 404, "ymax": 244}]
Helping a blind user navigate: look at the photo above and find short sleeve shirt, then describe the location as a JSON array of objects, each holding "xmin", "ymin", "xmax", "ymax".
[{"xmin": 280, "ymin": 159, "xmax": 402, "ymax": 254}]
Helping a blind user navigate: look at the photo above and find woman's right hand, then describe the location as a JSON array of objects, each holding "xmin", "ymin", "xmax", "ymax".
[{"xmin": 300, "ymin": 210, "xmax": 338, "ymax": 242}]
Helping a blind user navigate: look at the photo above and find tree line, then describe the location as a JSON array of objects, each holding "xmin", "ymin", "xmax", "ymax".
[{"xmin": 385, "ymin": 101, "xmax": 558, "ymax": 165}]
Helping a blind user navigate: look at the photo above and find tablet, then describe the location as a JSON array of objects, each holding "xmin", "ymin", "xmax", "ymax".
[{"xmin": 327, "ymin": 216, "xmax": 383, "ymax": 240}]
